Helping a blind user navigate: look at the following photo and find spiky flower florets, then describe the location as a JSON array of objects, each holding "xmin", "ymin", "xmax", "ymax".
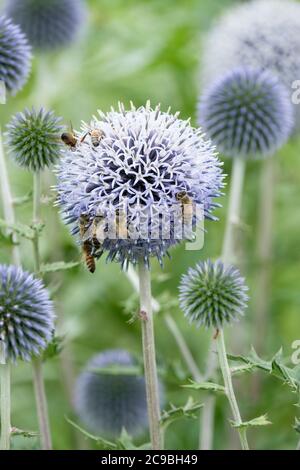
[
  {"xmin": 179, "ymin": 260, "xmax": 249, "ymax": 329},
  {"xmin": 199, "ymin": 68, "xmax": 293, "ymax": 158},
  {"xmin": 5, "ymin": 0, "xmax": 86, "ymax": 50},
  {"xmin": 0, "ymin": 265, "xmax": 55, "ymax": 362},
  {"xmin": 202, "ymin": 0, "xmax": 300, "ymax": 127},
  {"xmin": 0, "ymin": 15, "xmax": 32, "ymax": 95},
  {"xmin": 6, "ymin": 108, "xmax": 63, "ymax": 171},
  {"xmin": 56, "ymin": 102, "xmax": 224, "ymax": 268},
  {"xmin": 74, "ymin": 349, "xmax": 149, "ymax": 438}
]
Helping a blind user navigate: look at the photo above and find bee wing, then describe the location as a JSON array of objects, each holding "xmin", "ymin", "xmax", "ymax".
[{"xmin": 81, "ymin": 223, "xmax": 94, "ymax": 242}]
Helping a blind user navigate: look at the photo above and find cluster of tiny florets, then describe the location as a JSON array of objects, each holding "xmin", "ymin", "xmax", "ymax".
[
  {"xmin": 0, "ymin": 265, "xmax": 55, "ymax": 362},
  {"xmin": 202, "ymin": 0, "xmax": 300, "ymax": 128},
  {"xmin": 179, "ymin": 260, "xmax": 249, "ymax": 330},
  {"xmin": 4, "ymin": 0, "xmax": 86, "ymax": 50},
  {"xmin": 0, "ymin": 15, "xmax": 32, "ymax": 95},
  {"xmin": 74, "ymin": 349, "xmax": 149, "ymax": 439},
  {"xmin": 6, "ymin": 108, "xmax": 63, "ymax": 171},
  {"xmin": 56, "ymin": 102, "xmax": 224, "ymax": 268},
  {"xmin": 199, "ymin": 68, "xmax": 293, "ymax": 158}
]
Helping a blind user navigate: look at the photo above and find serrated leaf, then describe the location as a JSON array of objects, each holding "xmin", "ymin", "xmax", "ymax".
[
  {"xmin": 183, "ymin": 380, "xmax": 226, "ymax": 394},
  {"xmin": 0, "ymin": 230, "xmax": 16, "ymax": 247},
  {"xmin": 42, "ymin": 335, "xmax": 64, "ymax": 361},
  {"xmin": 39, "ymin": 261, "xmax": 80, "ymax": 274},
  {"xmin": 0, "ymin": 218, "xmax": 35, "ymax": 240},
  {"xmin": 160, "ymin": 397, "xmax": 203, "ymax": 431},
  {"xmin": 66, "ymin": 417, "xmax": 117, "ymax": 449},
  {"xmin": 12, "ymin": 192, "xmax": 32, "ymax": 206},
  {"xmin": 118, "ymin": 429, "xmax": 150, "ymax": 450},
  {"xmin": 231, "ymin": 414, "xmax": 272, "ymax": 429},
  {"xmin": 11, "ymin": 427, "xmax": 38, "ymax": 438},
  {"xmin": 231, "ymin": 364, "xmax": 255, "ymax": 375}
]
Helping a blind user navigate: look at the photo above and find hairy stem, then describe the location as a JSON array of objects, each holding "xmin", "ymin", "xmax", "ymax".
[
  {"xmin": 31, "ymin": 171, "xmax": 52, "ymax": 450},
  {"xmin": 137, "ymin": 261, "xmax": 162, "ymax": 450},
  {"xmin": 200, "ymin": 157, "xmax": 247, "ymax": 450},
  {"xmin": 0, "ymin": 128, "xmax": 21, "ymax": 266},
  {"xmin": 32, "ymin": 359, "xmax": 52, "ymax": 450},
  {"xmin": 0, "ymin": 343, "xmax": 11, "ymax": 450},
  {"xmin": 254, "ymin": 157, "xmax": 274, "ymax": 354},
  {"xmin": 216, "ymin": 330, "xmax": 249, "ymax": 450}
]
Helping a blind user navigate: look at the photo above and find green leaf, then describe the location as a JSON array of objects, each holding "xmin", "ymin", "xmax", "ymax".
[
  {"xmin": 39, "ymin": 261, "xmax": 80, "ymax": 274},
  {"xmin": 0, "ymin": 218, "xmax": 35, "ymax": 240},
  {"xmin": 231, "ymin": 414, "xmax": 272, "ymax": 429},
  {"xmin": 12, "ymin": 192, "xmax": 32, "ymax": 206},
  {"xmin": 294, "ymin": 418, "xmax": 300, "ymax": 434},
  {"xmin": 66, "ymin": 417, "xmax": 117, "ymax": 449},
  {"xmin": 0, "ymin": 230, "xmax": 16, "ymax": 247},
  {"xmin": 183, "ymin": 380, "xmax": 226, "ymax": 394},
  {"xmin": 118, "ymin": 429, "xmax": 150, "ymax": 450},
  {"xmin": 160, "ymin": 397, "xmax": 203, "ymax": 431},
  {"xmin": 11, "ymin": 427, "xmax": 38, "ymax": 438},
  {"xmin": 42, "ymin": 335, "xmax": 65, "ymax": 361}
]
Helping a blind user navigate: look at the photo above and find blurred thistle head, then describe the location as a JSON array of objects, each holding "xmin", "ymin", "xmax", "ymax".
[
  {"xmin": 4, "ymin": 0, "xmax": 86, "ymax": 51},
  {"xmin": 74, "ymin": 349, "xmax": 151, "ymax": 439},
  {"xmin": 199, "ymin": 68, "xmax": 293, "ymax": 158},
  {"xmin": 0, "ymin": 15, "xmax": 32, "ymax": 95},
  {"xmin": 179, "ymin": 259, "xmax": 249, "ymax": 330},
  {"xmin": 6, "ymin": 107, "xmax": 63, "ymax": 172},
  {"xmin": 202, "ymin": 0, "xmax": 300, "ymax": 129},
  {"xmin": 0, "ymin": 265, "xmax": 55, "ymax": 362},
  {"xmin": 56, "ymin": 102, "xmax": 224, "ymax": 268}
]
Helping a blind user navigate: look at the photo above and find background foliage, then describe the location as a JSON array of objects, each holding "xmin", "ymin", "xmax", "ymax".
[{"xmin": 0, "ymin": 0, "xmax": 300, "ymax": 450}]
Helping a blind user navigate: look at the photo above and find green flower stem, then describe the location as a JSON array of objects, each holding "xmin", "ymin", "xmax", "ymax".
[
  {"xmin": 216, "ymin": 330, "xmax": 249, "ymax": 450},
  {"xmin": 31, "ymin": 170, "xmax": 52, "ymax": 450},
  {"xmin": 222, "ymin": 157, "xmax": 246, "ymax": 265},
  {"xmin": 126, "ymin": 265, "xmax": 203, "ymax": 381},
  {"xmin": 137, "ymin": 261, "xmax": 162, "ymax": 450},
  {"xmin": 0, "ymin": 343, "xmax": 11, "ymax": 450},
  {"xmin": 200, "ymin": 156, "xmax": 247, "ymax": 450},
  {"xmin": 0, "ymin": 128, "xmax": 21, "ymax": 266},
  {"xmin": 253, "ymin": 157, "xmax": 274, "ymax": 354}
]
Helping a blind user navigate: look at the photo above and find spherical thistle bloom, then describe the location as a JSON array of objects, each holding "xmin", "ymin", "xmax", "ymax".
[
  {"xmin": 0, "ymin": 265, "xmax": 55, "ymax": 362},
  {"xmin": 4, "ymin": 0, "xmax": 87, "ymax": 50},
  {"xmin": 56, "ymin": 102, "xmax": 224, "ymax": 268},
  {"xmin": 74, "ymin": 349, "xmax": 150, "ymax": 439},
  {"xmin": 199, "ymin": 68, "xmax": 294, "ymax": 158},
  {"xmin": 0, "ymin": 15, "xmax": 32, "ymax": 95},
  {"xmin": 202, "ymin": 0, "xmax": 300, "ymax": 128},
  {"xmin": 179, "ymin": 260, "xmax": 249, "ymax": 330},
  {"xmin": 6, "ymin": 107, "xmax": 63, "ymax": 172}
]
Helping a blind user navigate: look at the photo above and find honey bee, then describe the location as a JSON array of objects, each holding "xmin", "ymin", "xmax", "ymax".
[
  {"xmin": 115, "ymin": 208, "xmax": 128, "ymax": 239},
  {"xmin": 81, "ymin": 128, "xmax": 105, "ymax": 147},
  {"xmin": 176, "ymin": 191, "xmax": 194, "ymax": 226},
  {"xmin": 79, "ymin": 215, "xmax": 95, "ymax": 273},
  {"xmin": 61, "ymin": 123, "xmax": 77, "ymax": 149},
  {"xmin": 79, "ymin": 214, "xmax": 106, "ymax": 273}
]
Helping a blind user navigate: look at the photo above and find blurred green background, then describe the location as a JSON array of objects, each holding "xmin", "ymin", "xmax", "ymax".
[{"xmin": 0, "ymin": 0, "xmax": 300, "ymax": 450}]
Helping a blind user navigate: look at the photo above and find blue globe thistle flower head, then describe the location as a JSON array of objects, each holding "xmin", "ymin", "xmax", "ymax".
[
  {"xmin": 0, "ymin": 15, "xmax": 32, "ymax": 95},
  {"xmin": 202, "ymin": 0, "xmax": 300, "ymax": 129},
  {"xmin": 4, "ymin": 0, "xmax": 87, "ymax": 50},
  {"xmin": 0, "ymin": 265, "xmax": 55, "ymax": 362},
  {"xmin": 74, "ymin": 349, "xmax": 151, "ymax": 439},
  {"xmin": 6, "ymin": 107, "xmax": 63, "ymax": 172},
  {"xmin": 56, "ymin": 102, "xmax": 224, "ymax": 269},
  {"xmin": 199, "ymin": 68, "xmax": 293, "ymax": 159},
  {"xmin": 179, "ymin": 259, "xmax": 249, "ymax": 330}
]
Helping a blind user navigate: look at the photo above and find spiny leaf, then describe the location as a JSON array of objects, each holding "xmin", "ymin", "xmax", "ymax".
[
  {"xmin": 42, "ymin": 335, "xmax": 65, "ymax": 361},
  {"xmin": 66, "ymin": 417, "xmax": 117, "ymax": 449},
  {"xmin": 12, "ymin": 192, "xmax": 32, "ymax": 206},
  {"xmin": 0, "ymin": 230, "xmax": 16, "ymax": 247},
  {"xmin": 231, "ymin": 414, "xmax": 272, "ymax": 429},
  {"xmin": 118, "ymin": 429, "xmax": 150, "ymax": 450},
  {"xmin": 183, "ymin": 380, "xmax": 226, "ymax": 394},
  {"xmin": 160, "ymin": 397, "xmax": 203, "ymax": 431},
  {"xmin": 0, "ymin": 218, "xmax": 35, "ymax": 240},
  {"xmin": 11, "ymin": 427, "xmax": 38, "ymax": 438},
  {"xmin": 39, "ymin": 261, "xmax": 80, "ymax": 274}
]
